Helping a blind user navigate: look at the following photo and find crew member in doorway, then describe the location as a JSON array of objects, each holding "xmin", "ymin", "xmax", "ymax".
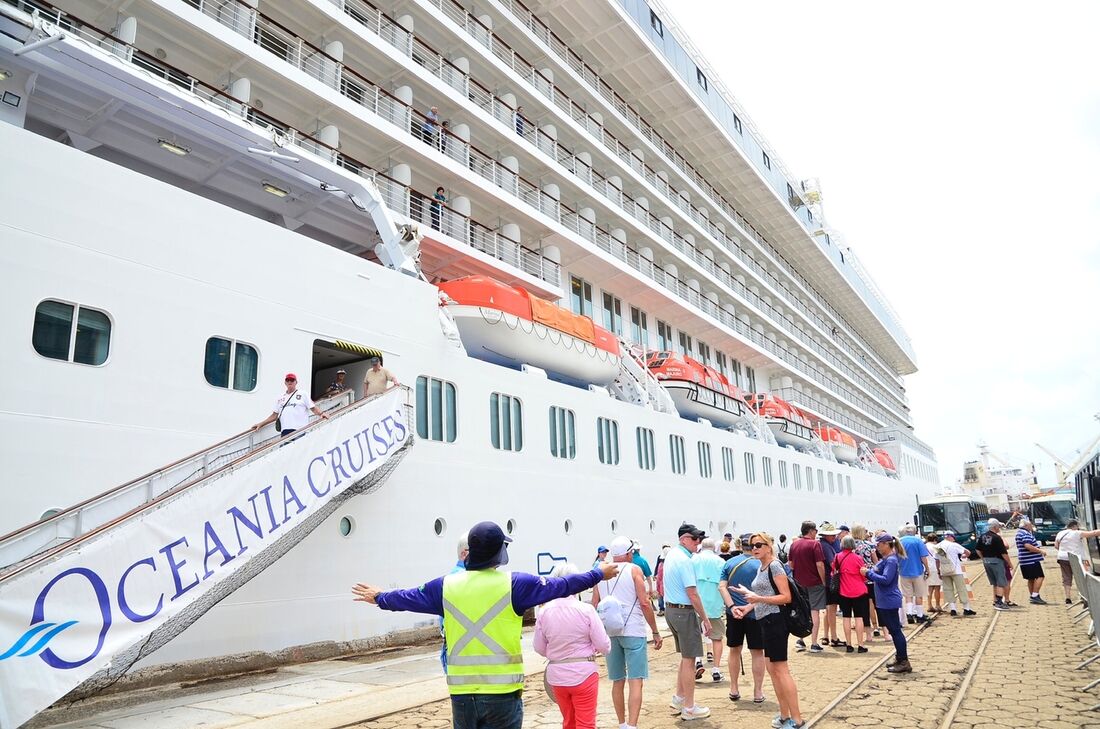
[
  {"xmin": 252, "ymin": 373, "xmax": 328, "ymax": 437},
  {"xmin": 363, "ymin": 356, "xmax": 399, "ymax": 396},
  {"xmin": 321, "ymin": 369, "xmax": 350, "ymax": 398}
]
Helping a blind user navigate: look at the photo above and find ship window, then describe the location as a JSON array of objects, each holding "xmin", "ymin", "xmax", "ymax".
[
  {"xmin": 789, "ymin": 461, "xmax": 800, "ymax": 490},
  {"xmin": 416, "ymin": 375, "xmax": 458, "ymax": 443},
  {"xmin": 762, "ymin": 457, "xmax": 773, "ymax": 486},
  {"xmin": 678, "ymin": 331, "xmax": 692, "ymax": 358},
  {"xmin": 762, "ymin": 152, "xmax": 771, "ymax": 170},
  {"xmin": 33, "ymin": 300, "xmax": 112, "ymax": 366},
  {"xmin": 745, "ymin": 366, "xmax": 756, "ymax": 392},
  {"xmin": 721, "ymin": 447, "xmax": 735, "ymax": 482},
  {"xmin": 696, "ymin": 341, "xmax": 711, "ymax": 367},
  {"xmin": 597, "ymin": 417, "xmax": 620, "ymax": 465},
  {"xmin": 203, "ymin": 337, "xmax": 258, "ymax": 391},
  {"xmin": 602, "ymin": 292, "xmax": 623, "ymax": 335},
  {"xmin": 847, "ymin": 476, "xmax": 852, "ymax": 495},
  {"xmin": 489, "ymin": 392, "xmax": 523, "ymax": 451},
  {"xmin": 630, "ymin": 306, "xmax": 648, "ymax": 345},
  {"xmin": 733, "ymin": 114, "xmax": 743, "ymax": 135},
  {"xmin": 696, "ymin": 67, "xmax": 708, "ymax": 92},
  {"xmin": 744, "ymin": 453, "xmax": 756, "ymax": 484},
  {"xmin": 715, "ymin": 351, "xmax": 729, "ymax": 379},
  {"xmin": 636, "ymin": 427, "xmax": 656, "ymax": 470},
  {"xmin": 817, "ymin": 469, "xmax": 825, "ymax": 492},
  {"xmin": 650, "ymin": 10, "xmax": 663, "ymax": 37},
  {"xmin": 570, "ymin": 276, "xmax": 593, "ymax": 318},
  {"xmin": 549, "ymin": 406, "xmax": 576, "ymax": 459},
  {"xmin": 669, "ymin": 435, "xmax": 687, "ymax": 475},
  {"xmin": 698, "ymin": 442, "xmax": 712, "ymax": 479},
  {"xmin": 805, "ymin": 466, "xmax": 813, "ymax": 490},
  {"xmin": 657, "ymin": 320, "xmax": 673, "ymax": 351},
  {"xmin": 828, "ymin": 471, "xmax": 835, "ymax": 494}
]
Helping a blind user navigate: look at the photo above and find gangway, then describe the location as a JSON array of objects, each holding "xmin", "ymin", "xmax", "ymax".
[
  {"xmin": 608, "ymin": 340, "xmax": 678, "ymax": 415},
  {"xmin": 0, "ymin": 388, "xmax": 413, "ymax": 729}
]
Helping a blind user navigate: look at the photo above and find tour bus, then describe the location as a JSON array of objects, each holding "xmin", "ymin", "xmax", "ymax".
[
  {"xmin": 916, "ymin": 495, "xmax": 989, "ymax": 554},
  {"xmin": 1028, "ymin": 494, "xmax": 1077, "ymax": 544},
  {"xmin": 1073, "ymin": 450, "xmax": 1100, "ymax": 573}
]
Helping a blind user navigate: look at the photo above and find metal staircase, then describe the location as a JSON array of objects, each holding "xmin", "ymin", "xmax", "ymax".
[{"xmin": 608, "ymin": 340, "xmax": 678, "ymax": 415}]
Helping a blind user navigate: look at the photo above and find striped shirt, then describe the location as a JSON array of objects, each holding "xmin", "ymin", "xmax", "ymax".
[{"xmin": 1015, "ymin": 530, "xmax": 1044, "ymax": 565}]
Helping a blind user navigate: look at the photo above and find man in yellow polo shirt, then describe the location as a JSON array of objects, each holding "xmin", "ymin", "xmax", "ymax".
[{"xmin": 353, "ymin": 522, "xmax": 618, "ymax": 728}]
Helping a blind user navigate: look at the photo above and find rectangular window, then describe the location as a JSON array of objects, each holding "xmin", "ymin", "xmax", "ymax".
[
  {"xmin": 630, "ymin": 306, "xmax": 649, "ymax": 346},
  {"xmin": 817, "ymin": 469, "xmax": 825, "ymax": 492},
  {"xmin": 650, "ymin": 10, "xmax": 663, "ymax": 37},
  {"xmin": 731, "ymin": 359, "xmax": 743, "ymax": 389},
  {"xmin": 828, "ymin": 471, "xmax": 836, "ymax": 493},
  {"xmin": 548, "ymin": 406, "xmax": 576, "ymax": 459},
  {"xmin": 33, "ymin": 300, "xmax": 112, "ymax": 366},
  {"xmin": 696, "ymin": 341, "xmax": 711, "ymax": 366},
  {"xmin": 416, "ymin": 375, "xmax": 457, "ymax": 443},
  {"xmin": 762, "ymin": 151, "xmax": 771, "ymax": 170},
  {"xmin": 636, "ymin": 427, "xmax": 656, "ymax": 470},
  {"xmin": 721, "ymin": 447, "xmax": 735, "ymax": 482},
  {"xmin": 762, "ymin": 456, "xmax": 773, "ymax": 486},
  {"xmin": 601, "ymin": 292, "xmax": 623, "ymax": 335},
  {"xmin": 489, "ymin": 392, "xmax": 523, "ymax": 451},
  {"xmin": 669, "ymin": 435, "xmax": 686, "ymax": 475},
  {"xmin": 596, "ymin": 417, "xmax": 620, "ymax": 465},
  {"xmin": 678, "ymin": 331, "xmax": 692, "ymax": 358},
  {"xmin": 805, "ymin": 466, "xmax": 813, "ymax": 491},
  {"xmin": 779, "ymin": 460, "xmax": 789, "ymax": 488},
  {"xmin": 733, "ymin": 114, "xmax": 742, "ymax": 134},
  {"xmin": 570, "ymin": 275, "xmax": 593, "ymax": 317},
  {"xmin": 698, "ymin": 441, "xmax": 712, "ymax": 478},
  {"xmin": 715, "ymin": 351, "xmax": 728, "ymax": 379},
  {"xmin": 696, "ymin": 67, "xmax": 707, "ymax": 92},
  {"xmin": 657, "ymin": 320, "xmax": 673, "ymax": 351},
  {"xmin": 745, "ymin": 366, "xmax": 756, "ymax": 392},
  {"xmin": 204, "ymin": 337, "xmax": 258, "ymax": 391},
  {"xmin": 744, "ymin": 452, "xmax": 756, "ymax": 484},
  {"xmin": 846, "ymin": 475, "xmax": 852, "ymax": 494}
]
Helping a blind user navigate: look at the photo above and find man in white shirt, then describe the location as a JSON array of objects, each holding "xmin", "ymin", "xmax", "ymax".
[
  {"xmin": 1055, "ymin": 519, "xmax": 1100, "ymax": 605},
  {"xmin": 934, "ymin": 531, "xmax": 974, "ymax": 616},
  {"xmin": 252, "ymin": 372, "xmax": 328, "ymax": 436}
]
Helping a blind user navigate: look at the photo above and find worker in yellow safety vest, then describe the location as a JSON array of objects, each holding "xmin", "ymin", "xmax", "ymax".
[{"xmin": 353, "ymin": 521, "xmax": 619, "ymax": 728}]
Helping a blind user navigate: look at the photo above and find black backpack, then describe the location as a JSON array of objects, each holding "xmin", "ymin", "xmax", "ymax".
[{"xmin": 767, "ymin": 563, "xmax": 813, "ymax": 639}]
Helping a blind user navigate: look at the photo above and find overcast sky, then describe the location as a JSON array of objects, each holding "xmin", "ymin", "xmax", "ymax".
[{"xmin": 669, "ymin": 1, "xmax": 1100, "ymax": 487}]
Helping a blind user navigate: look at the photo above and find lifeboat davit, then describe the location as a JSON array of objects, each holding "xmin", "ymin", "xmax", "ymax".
[
  {"xmin": 873, "ymin": 448, "xmax": 898, "ymax": 477},
  {"xmin": 438, "ymin": 276, "xmax": 620, "ymax": 386},
  {"xmin": 645, "ymin": 351, "xmax": 751, "ymax": 428},
  {"xmin": 816, "ymin": 426, "xmax": 859, "ymax": 464},
  {"xmin": 747, "ymin": 394, "xmax": 815, "ymax": 449}
]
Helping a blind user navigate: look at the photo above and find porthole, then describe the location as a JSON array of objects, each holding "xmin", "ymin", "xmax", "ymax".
[
  {"xmin": 611, "ymin": 519, "xmax": 618, "ymax": 533},
  {"xmin": 434, "ymin": 518, "xmax": 446, "ymax": 536},
  {"xmin": 506, "ymin": 518, "xmax": 516, "ymax": 535},
  {"xmin": 339, "ymin": 515, "xmax": 355, "ymax": 537},
  {"xmin": 564, "ymin": 519, "xmax": 573, "ymax": 534},
  {"xmin": 649, "ymin": 520, "xmax": 656, "ymax": 534}
]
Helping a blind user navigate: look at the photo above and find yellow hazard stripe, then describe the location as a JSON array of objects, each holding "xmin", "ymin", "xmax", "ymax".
[{"xmin": 332, "ymin": 340, "xmax": 385, "ymax": 359}]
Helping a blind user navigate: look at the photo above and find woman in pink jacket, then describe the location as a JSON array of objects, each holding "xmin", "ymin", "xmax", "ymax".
[
  {"xmin": 833, "ymin": 535, "xmax": 870, "ymax": 653},
  {"xmin": 534, "ymin": 564, "xmax": 612, "ymax": 729}
]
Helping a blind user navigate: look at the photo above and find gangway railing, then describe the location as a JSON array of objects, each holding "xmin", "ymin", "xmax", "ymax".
[
  {"xmin": 0, "ymin": 388, "xmax": 412, "ymax": 729},
  {"xmin": 0, "ymin": 390, "xmax": 354, "ymax": 574}
]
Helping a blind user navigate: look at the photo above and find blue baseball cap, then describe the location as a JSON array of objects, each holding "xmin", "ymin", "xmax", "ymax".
[{"xmin": 465, "ymin": 521, "xmax": 512, "ymax": 570}]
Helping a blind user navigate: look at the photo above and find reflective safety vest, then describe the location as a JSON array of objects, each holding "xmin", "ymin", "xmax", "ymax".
[{"xmin": 442, "ymin": 569, "xmax": 523, "ymax": 694}]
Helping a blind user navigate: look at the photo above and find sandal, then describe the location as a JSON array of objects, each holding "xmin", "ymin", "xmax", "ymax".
[
  {"xmin": 753, "ymin": 694, "xmax": 767, "ymax": 703},
  {"xmin": 728, "ymin": 692, "xmax": 741, "ymax": 701},
  {"xmin": 695, "ymin": 665, "xmax": 705, "ymax": 680}
]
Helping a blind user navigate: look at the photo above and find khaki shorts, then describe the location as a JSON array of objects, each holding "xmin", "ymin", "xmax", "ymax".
[
  {"xmin": 899, "ymin": 575, "xmax": 927, "ymax": 599},
  {"xmin": 665, "ymin": 606, "xmax": 704, "ymax": 658},
  {"xmin": 706, "ymin": 615, "xmax": 726, "ymax": 641}
]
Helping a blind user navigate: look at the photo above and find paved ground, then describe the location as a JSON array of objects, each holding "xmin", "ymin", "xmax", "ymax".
[{"xmin": 35, "ymin": 549, "xmax": 1100, "ymax": 729}]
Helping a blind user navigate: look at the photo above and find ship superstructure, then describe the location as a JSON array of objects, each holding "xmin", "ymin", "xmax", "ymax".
[{"xmin": 0, "ymin": 0, "xmax": 940, "ymax": 705}]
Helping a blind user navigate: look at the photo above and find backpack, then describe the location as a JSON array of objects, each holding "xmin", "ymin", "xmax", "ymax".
[
  {"xmin": 767, "ymin": 562, "xmax": 813, "ymax": 639},
  {"xmin": 596, "ymin": 568, "xmax": 637, "ymax": 637},
  {"xmin": 777, "ymin": 543, "xmax": 789, "ymax": 564},
  {"xmin": 934, "ymin": 545, "xmax": 956, "ymax": 577}
]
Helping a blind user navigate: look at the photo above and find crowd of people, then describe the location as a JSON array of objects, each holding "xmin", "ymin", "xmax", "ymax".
[{"xmin": 351, "ymin": 514, "xmax": 1073, "ymax": 729}]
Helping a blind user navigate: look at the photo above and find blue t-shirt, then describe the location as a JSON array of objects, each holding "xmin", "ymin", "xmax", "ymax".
[
  {"xmin": 632, "ymin": 552, "xmax": 653, "ymax": 578},
  {"xmin": 662, "ymin": 545, "xmax": 697, "ymax": 605},
  {"xmin": 693, "ymin": 550, "xmax": 726, "ymax": 618},
  {"xmin": 720, "ymin": 555, "xmax": 761, "ymax": 620},
  {"xmin": 899, "ymin": 535, "xmax": 930, "ymax": 577},
  {"xmin": 1015, "ymin": 530, "xmax": 1044, "ymax": 565}
]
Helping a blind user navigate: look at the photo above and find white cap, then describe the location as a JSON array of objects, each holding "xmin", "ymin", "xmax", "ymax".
[{"xmin": 609, "ymin": 536, "xmax": 636, "ymax": 557}]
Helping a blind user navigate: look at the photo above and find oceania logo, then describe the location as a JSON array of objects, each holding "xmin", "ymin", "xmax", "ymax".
[{"xmin": 0, "ymin": 620, "xmax": 79, "ymax": 661}]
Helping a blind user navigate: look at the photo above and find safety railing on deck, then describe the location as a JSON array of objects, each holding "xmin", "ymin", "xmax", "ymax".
[{"xmin": 0, "ymin": 391, "xmax": 355, "ymax": 574}]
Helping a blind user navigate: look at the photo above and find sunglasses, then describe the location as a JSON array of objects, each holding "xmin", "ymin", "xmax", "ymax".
[
  {"xmin": 285, "ymin": 378, "xmax": 297, "ymax": 382},
  {"xmin": 750, "ymin": 542, "xmax": 767, "ymax": 550}
]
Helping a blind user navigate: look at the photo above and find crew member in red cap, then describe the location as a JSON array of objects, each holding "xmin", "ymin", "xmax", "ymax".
[
  {"xmin": 353, "ymin": 521, "xmax": 620, "ymax": 729},
  {"xmin": 251, "ymin": 372, "xmax": 328, "ymax": 437}
]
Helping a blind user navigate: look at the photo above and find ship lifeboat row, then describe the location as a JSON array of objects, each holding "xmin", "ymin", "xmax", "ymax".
[
  {"xmin": 816, "ymin": 425, "xmax": 859, "ymax": 464},
  {"xmin": 747, "ymin": 393, "xmax": 815, "ymax": 449},
  {"xmin": 645, "ymin": 351, "xmax": 750, "ymax": 429},
  {"xmin": 873, "ymin": 448, "xmax": 898, "ymax": 476},
  {"xmin": 437, "ymin": 276, "xmax": 620, "ymax": 386}
]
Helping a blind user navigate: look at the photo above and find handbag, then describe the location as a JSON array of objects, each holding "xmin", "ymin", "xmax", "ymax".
[
  {"xmin": 274, "ymin": 389, "xmax": 297, "ymax": 432},
  {"xmin": 827, "ymin": 552, "xmax": 852, "ymax": 601}
]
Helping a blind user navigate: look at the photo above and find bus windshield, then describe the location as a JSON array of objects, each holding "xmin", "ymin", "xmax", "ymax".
[
  {"xmin": 1031, "ymin": 500, "xmax": 1075, "ymax": 525},
  {"xmin": 919, "ymin": 502, "xmax": 975, "ymax": 535}
]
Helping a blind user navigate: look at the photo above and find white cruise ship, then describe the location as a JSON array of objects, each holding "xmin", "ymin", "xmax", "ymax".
[{"xmin": 0, "ymin": 0, "xmax": 941, "ymax": 723}]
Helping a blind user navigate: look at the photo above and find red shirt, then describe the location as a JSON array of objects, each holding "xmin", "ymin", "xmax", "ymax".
[
  {"xmin": 788, "ymin": 537, "xmax": 825, "ymax": 587},
  {"xmin": 833, "ymin": 549, "xmax": 868, "ymax": 598}
]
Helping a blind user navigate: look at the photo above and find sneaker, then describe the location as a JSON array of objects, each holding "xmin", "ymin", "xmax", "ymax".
[
  {"xmin": 795, "ymin": 638, "xmax": 806, "ymax": 649},
  {"xmin": 712, "ymin": 669, "xmax": 723, "ymax": 682},
  {"xmin": 963, "ymin": 609, "xmax": 977, "ymax": 616},
  {"xmin": 809, "ymin": 643, "xmax": 824, "ymax": 653},
  {"xmin": 1030, "ymin": 596, "xmax": 1048, "ymax": 605},
  {"xmin": 914, "ymin": 615, "xmax": 927, "ymax": 624},
  {"xmin": 772, "ymin": 716, "xmax": 791, "ymax": 728},
  {"xmin": 680, "ymin": 705, "xmax": 711, "ymax": 721},
  {"xmin": 993, "ymin": 602, "xmax": 1009, "ymax": 611},
  {"xmin": 670, "ymin": 695, "xmax": 684, "ymax": 710},
  {"xmin": 949, "ymin": 609, "xmax": 958, "ymax": 617},
  {"xmin": 706, "ymin": 651, "xmax": 714, "ymax": 663},
  {"xmin": 1066, "ymin": 598, "xmax": 1073, "ymax": 605},
  {"xmin": 906, "ymin": 614, "xmax": 915, "ymax": 624},
  {"xmin": 783, "ymin": 721, "xmax": 807, "ymax": 729},
  {"xmin": 857, "ymin": 646, "xmax": 869, "ymax": 654}
]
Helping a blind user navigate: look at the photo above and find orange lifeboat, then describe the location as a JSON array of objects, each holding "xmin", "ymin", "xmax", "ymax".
[
  {"xmin": 873, "ymin": 448, "xmax": 898, "ymax": 477},
  {"xmin": 816, "ymin": 426, "xmax": 859, "ymax": 464},
  {"xmin": 645, "ymin": 351, "xmax": 750, "ymax": 427},
  {"xmin": 747, "ymin": 394, "xmax": 815, "ymax": 449},
  {"xmin": 438, "ymin": 276, "xmax": 620, "ymax": 386}
]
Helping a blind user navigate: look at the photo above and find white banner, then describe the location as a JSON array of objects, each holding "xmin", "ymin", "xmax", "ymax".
[{"xmin": 0, "ymin": 389, "xmax": 410, "ymax": 728}]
